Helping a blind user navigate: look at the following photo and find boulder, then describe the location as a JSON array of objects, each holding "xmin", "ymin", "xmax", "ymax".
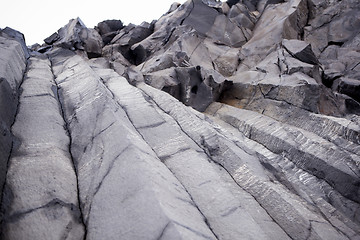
[
  {"xmin": 96, "ymin": 19, "xmax": 123, "ymax": 36},
  {"xmin": 334, "ymin": 78, "xmax": 360, "ymax": 103},
  {"xmin": 0, "ymin": 27, "xmax": 29, "ymax": 59},
  {"xmin": 79, "ymin": 28, "xmax": 103, "ymax": 58},
  {"xmin": 43, "ymin": 18, "xmax": 103, "ymax": 58},
  {"xmin": 282, "ymin": 39, "xmax": 319, "ymax": 65}
]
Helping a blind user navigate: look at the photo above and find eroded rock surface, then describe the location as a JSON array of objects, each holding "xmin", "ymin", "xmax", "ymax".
[{"xmin": 1, "ymin": 0, "xmax": 360, "ymax": 239}]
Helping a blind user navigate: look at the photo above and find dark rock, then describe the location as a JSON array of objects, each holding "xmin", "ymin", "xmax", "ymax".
[
  {"xmin": 43, "ymin": 18, "xmax": 103, "ymax": 57},
  {"xmin": 228, "ymin": 3, "xmax": 256, "ymax": 30},
  {"xmin": 37, "ymin": 45, "xmax": 52, "ymax": 53},
  {"xmin": 110, "ymin": 22, "xmax": 154, "ymax": 64},
  {"xmin": 226, "ymin": 0, "xmax": 240, "ymax": 8},
  {"xmin": 96, "ymin": 20, "xmax": 124, "ymax": 45},
  {"xmin": 182, "ymin": 0, "xmax": 219, "ymax": 36},
  {"xmin": 79, "ymin": 28, "xmax": 103, "ymax": 58},
  {"xmin": 96, "ymin": 19, "xmax": 124, "ymax": 36},
  {"xmin": 43, "ymin": 32, "xmax": 60, "ymax": 45},
  {"xmin": 124, "ymin": 67, "xmax": 145, "ymax": 86},
  {"xmin": 335, "ymin": 78, "xmax": 360, "ymax": 103},
  {"xmin": 282, "ymin": 39, "xmax": 319, "ymax": 65},
  {"xmin": 101, "ymin": 31, "xmax": 118, "ymax": 45},
  {"xmin": 0, "ymin": 27, "xmax": 29, "ymax": 59}
]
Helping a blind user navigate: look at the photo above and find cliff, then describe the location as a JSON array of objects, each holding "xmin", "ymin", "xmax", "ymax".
[{"xmin": 0, "ymin": 0, "xmax": 359, "ymax": 239}]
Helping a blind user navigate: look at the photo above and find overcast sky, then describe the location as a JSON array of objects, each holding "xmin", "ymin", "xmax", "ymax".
[{"xmin": 0, "ymin": 0, "xmax": 187, "ymax": 45}]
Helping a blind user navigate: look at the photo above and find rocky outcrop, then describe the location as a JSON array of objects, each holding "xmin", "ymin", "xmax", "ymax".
[
  {"xmin": 1, "ymin": 0, "xmax": 360, "ymax": 239},
  {"xmin": 0, "ymin": 28, "xmax": 28, "ymax": 208}
]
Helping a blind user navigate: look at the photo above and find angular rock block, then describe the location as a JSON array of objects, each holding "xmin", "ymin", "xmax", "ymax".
[
  {"xmin": 238, "ymin": 0, "xmax": 308, "ymax": 69},
  {"xmin": 96, "ymin": 19, "xmax": 124, "ymax": 45},
  {"xmin": 44, "ymin": 18, "xmax": 103, "ymax": 58}
]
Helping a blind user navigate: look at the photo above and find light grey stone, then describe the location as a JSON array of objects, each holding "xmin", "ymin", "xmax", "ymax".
[
  {"xmin": 92, "ymin": 65, "xmax": 285, "ymax": 240},
  {"xmin": 139, "ymin": 83, "xmax": 352, "ymax": 240},
  {"xmin": 0, "ymin": 56, "xmax": 85, "ymax": 239},
  {"xmin": 49, "ymin": 49, "xmax": 217, "ymax": 239},
  {"xmin": 1, "ymin": 0, "xmax": 360, "ymax": 238},
  {"xmin": 0, "ymin": 35, "xmax": 27, "ymax": 207}
]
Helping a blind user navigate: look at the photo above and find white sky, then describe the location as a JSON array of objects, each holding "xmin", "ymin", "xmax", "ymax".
[{"xmin": 0, "ymin": 0, "xmax": 187, "ymax": 45}]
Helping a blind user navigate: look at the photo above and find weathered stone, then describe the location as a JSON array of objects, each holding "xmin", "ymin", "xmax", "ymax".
[
  {"xmin": 110, "ymin": 22, "xmax": 153, "ymax": 64},
  {"xmin": 92, "ymin": 65, "xmax": 281, "ymax": 240},
  {"xmin": 48, "ymin": 49, "xmax": 217, "ymax": 239},
  {"xmin": 102, "ymin": 43, "xmax": 131, "ymax": 66},
  {"xmin": 44, "ymin": 32, "xmax": 60, "ymax": 45},
  {"xmin": 96, "ymin": 19, "xmax": 123, "ymax": 36},
  {"xmin": 238, "ymin": 0, "xmax": 308, "ymax": 70},
  {"xmin": 282, "ymin": 39, "xmax": 319, "ymax": 65},
  {"xmin": 44, "ymin": 18, "xmax": 103, "ymax": 58},
  {"xmin": 0, "ymin": 34, "xmax": 27, "ymax": 207},
  {"xmin": 0, "ymin": 56, "xmax": 85, "ymax": 239},
  {"xmin": 335, "ymin": 78, "xmax": 360, "ymax": 103},
  {"xmin": 228, "ymin": 3, "xmax": 256, "ymax": 30},
  {"xmin": 79, "ymin": 28, "xmax": 103, "ymax": 58},
  {"xmin": 139, "ymin": 84, "xmax": 354, "ymax": 240},
  {"xmin": 1, "ymin": 0, "xmax": 360, "ymax": 238},
  {"xmin": 206, "ymin": 14, "xmax": 247, "ymax": 47},
  {"xmin": 207, "ymin": 102, "xmax": 360, "ymax": 204},
  {"xmin": 0, "ymin": 27, "xmax": 30, "ymax": 59}
]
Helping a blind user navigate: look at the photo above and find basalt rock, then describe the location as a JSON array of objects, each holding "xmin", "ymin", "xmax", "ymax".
[
  {"xmin": 1, "ymin": 0, "xmax": 360, "ymax": 239},
  {"xmin": 43, "ymin": 18, "xmax": 103, "ymax": 58}
]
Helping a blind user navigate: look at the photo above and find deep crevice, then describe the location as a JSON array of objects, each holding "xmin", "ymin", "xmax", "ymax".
[
  {"xmin": 97, "ymin": 74, "xmax": 220, "ymax": 239},
  {"xmin": 47, "ymin": 55, "xmax": 87, "ymax": 240},
  {"xmin": 4, "ymin": 198, "xmax": 80, "ymax": 224}
]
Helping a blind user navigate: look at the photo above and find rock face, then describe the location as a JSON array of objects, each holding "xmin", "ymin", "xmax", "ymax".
[{"xmin": 1, "ymin": 0, "xmax": 360, "ymax": 239}]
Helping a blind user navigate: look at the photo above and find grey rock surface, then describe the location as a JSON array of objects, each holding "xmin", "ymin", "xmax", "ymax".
[
  {"xmin": 0, "ymin": 33, "xmax": 27, "ymax": 208},
  {"xmin": 0, "ymin": 55, "xmax": 85, "ymax": 239},
  {"xmin": 1, "ymin": 0, "xmax": 360, "ymax": 239},
  {"xmin": 48, "ymin": 49, "xmax": 217, "ymax": 239}
]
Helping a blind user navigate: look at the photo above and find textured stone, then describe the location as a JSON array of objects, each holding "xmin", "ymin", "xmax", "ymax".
[
  {"xmin": 48, "ymin": 49, "xmax": 217, "ymax": 239},
  {"xmin": 0, "ymin": 27, "xmax": 29, "ymax": 59},
  {"xmin": 92, "ymin": 65, "xmax": 279, "ymax": 240},
  {"xmin": 139, "ymin": 84, "xmax": 355, "ymax": 240},
  {"xmin": 0, "ymin": 34, "xmax": 27, "ymax": 207},
  {"xmin": 1, "ymin": 0, "xmax": 360, "ymax": 238},
  {"xmin": 0, "ymin": 56, "xmax": 85, "ymax": 239},
  {"xmin": 43, "ymin": 18, "xmax": 103, "ymax": 58}
]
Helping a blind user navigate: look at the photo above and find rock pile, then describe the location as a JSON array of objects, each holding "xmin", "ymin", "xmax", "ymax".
[{"xmin": 0, "ymin": 0, "xmax": 360, "ymax": 239}]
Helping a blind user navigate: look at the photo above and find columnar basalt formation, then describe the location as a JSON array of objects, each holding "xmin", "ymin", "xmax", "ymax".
[{"xmin": 0, "ymin": 0, "xmax": 360, "ymax": 239}]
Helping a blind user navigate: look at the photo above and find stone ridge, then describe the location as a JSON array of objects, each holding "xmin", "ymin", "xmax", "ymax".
[{"xmin": 0, "ymin": 0, "xmax": 360, "ymax": 239}]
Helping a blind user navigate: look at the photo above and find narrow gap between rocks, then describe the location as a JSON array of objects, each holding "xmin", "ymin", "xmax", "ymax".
[
  {"xmin": 97, "ymin": 76, "xmax": 220, "ymax": 240},
  {"xmin": 47, "ymin": 55, "xmax": 88, "ymax": 239},
  {"xmin": 136, "ymin": 86, "xmax": 294, "ymax": 239}
]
